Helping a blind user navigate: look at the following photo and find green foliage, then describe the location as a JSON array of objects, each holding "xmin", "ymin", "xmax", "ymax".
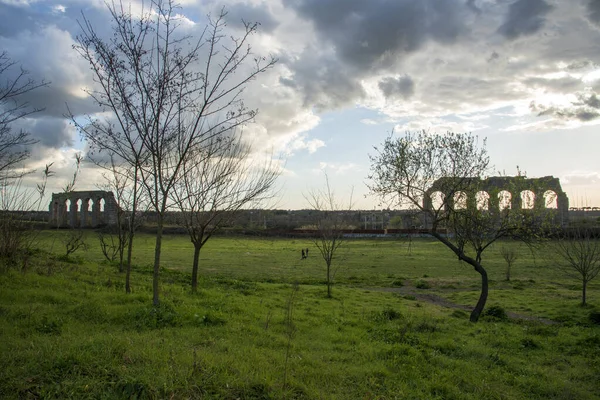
[
  {"xmin": 132, "ymin": 302, "xmax": 181, "ymax": 330},
  {"xmin": 1, "ymin": 234, "xmax": 599, "ymax": 399},
  {"xmin": 589, "ymin": 311, "xmax": 600, "ymax": 325},
  {"xmin": 414, "ymin": 279, "xmax": 431, "ymax": 289},
  {"xmin": 373, "ymin": 307, "xmax": 403, "ymax": 322},
  {"xmin": 483, "ymin": 305, "xmax": 508, "ymax": 321}
]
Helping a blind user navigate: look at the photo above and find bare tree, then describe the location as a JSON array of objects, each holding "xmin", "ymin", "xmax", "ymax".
[
  {"xmin": 97, "ymin": 155, "xmax": 139, "ymax": 277},
  {"xmin": 500, "ymin": 245, "xmax": 518, "ymax": 281},
  {"xmin": 553, "ymin": 227, "xmax": 600, "ymax": 306},
  {"xmin": 305, "ymin": 174, "xmax": 353, "ymax": 298},
  {"xmin": 369, "ymin": 131, "xmax": 548, "ymax": 322},
  {"xmin": 74, "ymin": 0, "xmax": 276, "ymax": 305},
  {"xmin": 0, "ymin": 51, "xmax": 49, "ymax": 182},
  {"xmin": 173, "ymin": 134, "xmax": 279, "ymax": 293},
  {"xmin": 0, "ymin": 51, "xmax": 52, "ymax": 269}
]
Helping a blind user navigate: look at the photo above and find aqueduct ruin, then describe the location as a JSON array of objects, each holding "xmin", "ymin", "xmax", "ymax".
[
  {"xmin": 49, "ymin": 191, "xmax": 119, "ymax": 228},
  {"xmin": 423, "ymin": 176, "xmax": 569, "ymax": 225}
]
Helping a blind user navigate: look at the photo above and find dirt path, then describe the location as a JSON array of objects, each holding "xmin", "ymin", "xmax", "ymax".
[{"xmin": 366, "ymin": 285, "xmax": 558, "ymax": 324}]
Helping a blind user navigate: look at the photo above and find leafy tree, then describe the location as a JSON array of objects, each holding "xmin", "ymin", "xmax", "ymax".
[
  {"xmin": 369, "ymin": 131, "xmax": 548, "ymax": 322},
  {"xmin": 74, "ymin": 0, "xmax": 276, "ymax": 305}
]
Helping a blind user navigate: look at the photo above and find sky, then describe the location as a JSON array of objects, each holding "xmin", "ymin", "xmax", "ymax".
[{"xmin": 1, "ymin": 0, "xmax": 600, "ymax": 210}]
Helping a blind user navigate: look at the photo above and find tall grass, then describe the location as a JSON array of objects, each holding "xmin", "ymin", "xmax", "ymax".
[{"xmin": 0, "ymin": 233, "xmax": 598, "ymax": 398}]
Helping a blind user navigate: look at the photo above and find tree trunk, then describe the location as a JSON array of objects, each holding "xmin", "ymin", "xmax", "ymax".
[
  {"xmin": 125, "ymin": 168, "xmax": 139, "ymax": 295},
  {"xmin": 192, "ymin": 244, "xmax": 201, "ymax": 293},
  {"xmin": 152, "ymin": 216, "xmax": 163, "ymax": 306},
  {"xmin": 125, "ymin": 230, "xmax": 134, "ymax": 294},
  {"xmin": 470, "ymin": 263, "xmax": 489, "ymax": 322},
  {"xmin": 505, "ymin": 263, "xmax": 511, "ymax": 281},
  {"xmin": 326, "ymin": 262, "xmax": 332, "ymax": 298},
  {"xmin": 582, "ymin": 279, "xmax": 587, "ymax": 306}
]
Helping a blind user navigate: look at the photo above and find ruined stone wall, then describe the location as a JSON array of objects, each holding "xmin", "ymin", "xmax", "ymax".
[
  {"xmin": 423, "ymin": 175, "xmax": 569, "ymax": 226},
  {"xmin": 48, "ymin": 190, "xmax": 119, "ymax": 228}
]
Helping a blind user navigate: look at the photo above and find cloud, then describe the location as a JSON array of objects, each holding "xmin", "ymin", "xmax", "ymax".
[
  {"xmin": 223, "ymin": 2, "xmax": 279, "ymax": 32},
  {"xmin": 288, "ymin": 135, "xmax": 325, "ymax": 155},
  {"xmin": 378, "ymin": 75, "xmax": 415, "ymax": 100},
  {"xmin": 315, "ymin": 161, "xmax": 359, "ymax": 175},
  {"xmin": 531, "ymin": 90, "xmax": 600, "ymax": 122},
  {"xmin": 284, "ymin": 0, "xmax": 468, "ymax": 70},
  {"xmin": 587, "ymin": 0, "xmax": 600, "ymax": 27},
  {"xmin": 497, "ymin": 0, "xmax": 553, "ymax": 39},
  {"xmin": 394, "ymin": 117, "xmax": 489, "ymax": 134},
  {"xmin": 279, "ymin": 0, "xmax": 471, "ymax": 110},
  {"xmin": 562, "ymin": 170, "xmax": 600, "ymax": 186}
]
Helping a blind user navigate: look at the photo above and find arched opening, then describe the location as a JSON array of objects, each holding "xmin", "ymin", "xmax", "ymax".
[
  {"xmin": 76, "ymin": 199, "xmax": 82, "ymax": 212},
  {"xmin": 521, "ymin": 190, "xmax": 535, "ymax": 209},
  {"xmin": 66, "ymin": 199, "xmax": 72, "ymax": 212},
  {"xmin": 99, "ymin": 198, "xmax": 106, "ymax": 213},
  {"xmin": 453, "ymin": 191, "xmax": 468, "ymax": 209},
  {"xmin": 430, "ymin": 191, "xmax": 445, "ymax": 210},
  {"xmin": 544, "ymin": 190, "xmax": 558, "ymax": 208},
  {"xmin": 476, "ymin": 191, "xmax": 490, "ymax": 210},
  {"xmin": 498, "ymin": 190, "xmax": 512, "ymax": 210}
]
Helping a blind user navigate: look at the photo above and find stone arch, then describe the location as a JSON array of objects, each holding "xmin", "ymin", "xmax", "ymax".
[
  {"xmin": 498, "ymin": 190, "xmax": 512, "ymax": 210},
  {"xmin": 424, "ymin": 175, "xmax": 570, "ymax": 225},
  {"xmin": 544, "ymin": 190, "xmax": 558, "ymax": 209},
  {"xmin": 428, "ymin": 191, "xmax": 445, "ymax": 210},
  {"xmin": 453, "ymin": 191, "xmax": 468, "ymax": 209},
  {"xmin": 520, "ymin": 190, "xmax": 535, "ymax": 209},
  {"xmin": 476, "ymin": 191, "xmax": 490, "ymax": 210},
  {"xmin": 49, "ymin": 190, "xmax": 120, "ymax": 228}
]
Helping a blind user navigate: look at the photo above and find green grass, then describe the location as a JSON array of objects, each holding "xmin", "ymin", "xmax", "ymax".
[{"xmin": 0, "ymin": 232, "xmax": 599, "ymax": 398}]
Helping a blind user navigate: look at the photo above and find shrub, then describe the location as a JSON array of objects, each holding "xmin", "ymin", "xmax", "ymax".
[
  {"xmin": 414, "ymin": 279, "xmax": 431, "ymax": 289},
  {"xmin": 483, "ymin": 305, "xmax": 508, "ymax": 321},
  {"xmin": 391, "ymin": 279, "xmax": 403, "ymax": 287},
  {"xmin": 589, "ymin": 311, "xmax": 600, "ymax": 325},
  {"xmin": 373, "ymin": 307, "xmax": 403, "ymax": 322},
  {"xmin": 132, "ymin": 302, "xmax": 181, "ymax": 330}
]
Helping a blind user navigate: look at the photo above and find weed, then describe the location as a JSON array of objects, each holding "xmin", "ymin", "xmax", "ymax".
[
  {"xmin": 391, "ymin": 279, "xmax": 403, "ymax": 287},
  {"xmin": 589, "ymin": 311, "xmax": 600, "ymax": 325},
  {"xmin": 35, "ymin": 316, "xmax": 62, "ymax": 335},
  {"xmin": 520, "ymin": 338, "xmax": 541, "ymax": 349},
  {"xmin": 450, "ymin": 309, "xmax": 468, "ymax": 319},
  {"xmin": 414, "ymin": 279, "xmax": 431, "ymax": 289},
  {"xmin": 483, "ymin": 305, "xmax": 508, "ymax": 321},
  {"xmin": 132, "ymin": 302, "xmax": 181, "ymax": 330},
  {"xmin": 373, "ymin": 307, "xmax": 403, "ymax": 322}
]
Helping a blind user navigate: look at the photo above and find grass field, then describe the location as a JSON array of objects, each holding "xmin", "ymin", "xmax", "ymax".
[{"xmin": 1, "ymin": 231, "xmax": 599, "ymax": 399}]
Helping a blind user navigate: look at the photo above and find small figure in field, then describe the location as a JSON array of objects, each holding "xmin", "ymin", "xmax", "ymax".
[
  {"xmin": 305, "ymin": 248, "xmax": 309, "ymax": 257},
  {"xmin": 301, "ymin": 249, "xmax": 306, "ymax": 259}
]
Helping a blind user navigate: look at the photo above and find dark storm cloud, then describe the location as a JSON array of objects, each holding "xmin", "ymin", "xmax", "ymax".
[
  {"xmin": 224, "ymin": 2, "xmax": 279, "ymax": 33},
  {"xmin": 588, "ymin": 0, "xmax": 600, "ymax": 26},
  {"xmin": 279, "ymin": 53, "xmax": 366, "ymax": 109},
  {"xmin": 283, "ymin": 0, "xmax": 469, "ymax": 71},
  {"xmin": 497, "ymin": 0, "xmax": 553, "ymax": 39},
  {"xmin": 10, "ymin": 116, "xmax": 74, "ymax": 150},
  {"xmin": 378, "ymin": 75, "xmax": 415, "ymax": 100},
  {"xmin": 531, "ymin": 91, "xmax": 600, "ymax": 122}
]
